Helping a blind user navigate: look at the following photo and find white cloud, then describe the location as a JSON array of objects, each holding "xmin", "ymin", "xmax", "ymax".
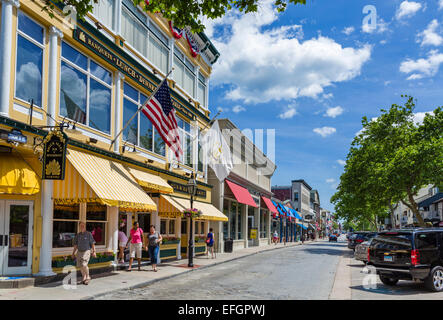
[
  {"xmin": 413, "ymin": 111, "xmax": 434, "ymax": 124},
  {"xmin": 325, "ymin": 106, "xmax": 344, "ymax": 118},
  {"xmin": 313, "ymin": 126, "xmax": 336, "ymax": 137},
  {"xmin": 362, "ymin": 18, "xmax": 389, "ymax": 34},
  {"xmin": 417, "ymin": 19, "xmax": 443, "ymax": 46},
  {"xmin": 278, "ymin": 105, "xmax": 297, "ymax": 119},
  {"xmin": 232, "ymin": 105, "xmax": 246, "ymax": 113},
  {"xmin": 16, "ymin": 62, "xmax": 42, "ymax": 106},
  {"xmin": 439, "ymin": 0, "xmax": 443, "ymax": 10},
  {"xmin": 400, "ymin": 50, "xmax": 443, "ymax": 79},
  {"xmin": 342, "ymin": 26, "xmax": 355, "ymax": 35},
  {"xmin": 396, "ymin": 1, "xmax": 422, "ymax": 20},
  {"xmin": 337, "ymin": 160, "xmax": 346, "ymax": 166},
  {"xmin": 326, "ymin": 178, "xmax": 336, "ymax": 184},
  {"xmin": 206, "ymin": 0, "xmax": 372, "ymax": 104}
]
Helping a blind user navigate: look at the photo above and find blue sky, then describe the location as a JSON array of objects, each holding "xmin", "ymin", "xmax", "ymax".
[{"xmin": 204, "ymin": 0, "xmax": 443, "ymax": 212}]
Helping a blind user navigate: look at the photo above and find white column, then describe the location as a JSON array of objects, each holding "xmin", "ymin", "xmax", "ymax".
[
  {"xmin": 0, "ymin": 0, "xmax": 19, "ymax": 117},
  {"xmin": 107, "ymin": 207, "xmax": 119, "ymax": 265},
  {"xmin": 194, "ymin": 66, "xmax": 199, "ymax": 100},
  {"xmin": 114, "ymin": 72, "xmax": 124, "ymax": 153},
  {"xmin": 48, "ymin": 26, "xmax": 63, "ymax": 125},
  {"xmin": 114, "ymin": 0, "xmax": 122, "ymax": 35},
  {"xmin": 169, "ymin": 38, "xmax": 174, "ymax": 77}
]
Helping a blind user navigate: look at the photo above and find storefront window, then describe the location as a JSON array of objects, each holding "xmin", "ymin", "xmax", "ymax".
[
  {"xmin": 201, "ymin": 222, "xmax": 205, "ymax": 235},
  {"xmin": 123, "ymin": 82, "xmax": 165, "ymax": 156},
  {"xmin": 60, "ymin": 41, "xmax": 112, "ymax": 134},
  {"xmin": 169, "ymin": 219, "xmax": 175, "ymax": 235},
  {"xmin": 53, "ymin": 205, "xmax": 79, "ymax": 248},
  {"xmin": 229, "ymin": 201, "xmax": 237, "ymax": 240},
  {"xmin": 238, "ymin": 203, "xmax": 244, "ymax": 240},
  {"xmin": 86, "ymin": 205, "xmax": 107, "ymax": 246},
  {"xmin": 15, "ymin": 11, "xmax": 44, "ymax": 108},
  {"xmin": 160, "ymin": 219, "xmax": 167, "ymax": 235},
  {"xmin": 181, "ymin": 219, "xmax": 187, "ymax": 235},
  {"xmin": 137, "ymin": 213, "xmax": 151, "ymax": 232}
]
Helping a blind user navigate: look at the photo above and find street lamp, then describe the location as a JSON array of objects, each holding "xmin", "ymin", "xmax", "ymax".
[{"xmin": 187, "ymin": 172, "xmax": 197, "ymax": 267}]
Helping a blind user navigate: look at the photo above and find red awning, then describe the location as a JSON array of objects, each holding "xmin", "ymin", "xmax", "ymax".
[
  {"xmin": 261, "ymin": 196, "xmax": 278, "ymax": 214},
  {"xmin": 225, "ymin": 180, "xmax": 258, "ymax": 207}
]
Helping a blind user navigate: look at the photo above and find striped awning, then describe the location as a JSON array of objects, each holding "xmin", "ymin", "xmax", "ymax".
[
  {"xmin": 158, "ymin": 194, "xmax": 184, "ymax": 218},
  {"xmin": 53, "ymin": 148, "xmax": 157, "ymax": 212},
  {"xmin": 159, "ymin": 195, "xmax": 228, "ymax": 222},
  {"xmin": 0, "ymin": 154, "xmax": 40, "ymax": 195},
  {"xmin": 126, "ymin": 166, "xmax": 173, "ymax": 194}
]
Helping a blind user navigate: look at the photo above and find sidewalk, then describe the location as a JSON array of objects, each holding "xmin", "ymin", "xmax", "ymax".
[{"xmin": 0, "ymin": 241, "xmax": 303, "ymax": 300}]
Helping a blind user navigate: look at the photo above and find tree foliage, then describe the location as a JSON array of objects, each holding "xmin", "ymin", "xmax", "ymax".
[
  {"xmin": 331, "ymin": 96, "xmax": 443, "ymax": 229},
  {"xmin": 43, "ymin": 0, "xmax": 307, "ymax": 32}
]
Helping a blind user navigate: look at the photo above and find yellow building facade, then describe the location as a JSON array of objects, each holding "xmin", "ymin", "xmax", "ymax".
[{"xmin": 0, "ymin": 0, "xmax": 225, "ymax": 277}]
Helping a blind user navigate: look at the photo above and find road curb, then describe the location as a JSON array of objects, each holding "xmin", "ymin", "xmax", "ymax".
[
  {"xmin": 85, "ymin": 242, "xmax": 304, "ymax": 300},
  {"xmin": 329, "ymin": 249, "xmax": 352, "ymax": 300}
]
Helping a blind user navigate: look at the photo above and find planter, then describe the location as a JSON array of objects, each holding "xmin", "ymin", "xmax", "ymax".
[
  {"xmin": 52, "ymin": 260, "xmax": 75, "ymax": 268},
  {"xmin": 162, "ymin": 240, "xmax": 180, "ymax": 245}
]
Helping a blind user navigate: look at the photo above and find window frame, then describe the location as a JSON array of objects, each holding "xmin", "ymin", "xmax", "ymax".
[
  {"xmin": 60, "ymin": 41, "xmax": 113, "ymax": 135},
  {"xmin": 173, "ymin": 50, "xmax": 196, "ymax": 98},
  {"xmin": 90, "ymin": 0, "xmax": 116, "ymax": 32},
  {"xmin": 14, "ymin": 10, "xmax": 46, "ymax": 109},
  {"xmin": 86, "ymin": 207, "xmax": 108, "ymax": 247}
]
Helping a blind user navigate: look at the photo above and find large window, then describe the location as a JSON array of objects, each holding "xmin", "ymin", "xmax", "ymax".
[
  {"xmin": 173, "ymin": 51, "xmax": 195, "ymax": 98},
  {"xmin": 177, "ymin": 117, "xmax": 192, "ymax": 167},
  {"xmin": 15, "ymin": 11, "xmax": 44, "ymax": 108},
  {"xmin": 60, "ymin": 42, "xmax": 112, "ymax": 134},
  {"xmin": 53, "ymin": 205, "xmax": 79, "ymax": 248},
  {"xmin": 121, "ymin": 7, "xmax": 169, "ymax": 74},
  {"xmin": 92, "ymin": 0, "xmax": 115, "ymax": 31},
  {"xmin": 86, "ymin": 205, "xmax": 107, "ymax": 246},
  {"xmin": 197, "ymin": 72, "xmax": 206, "ymax": 108},
  {"xmin": 122, "ymin": 82, "xmax": 165, "ymax": 156}
]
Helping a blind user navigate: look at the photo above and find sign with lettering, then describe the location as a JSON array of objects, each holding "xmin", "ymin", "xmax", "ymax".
[
  {"xmin": 42, "ymin": 129, "xmax": 67, "ymax": 180},
  {"xmin": 167, "ymin": 180, "xmax": 207, "ymax": 198},
  {"xmin": 7, "ymin": 130, "xmax": 27, "ymax": 144},
  {"xmin": 73, "ymin": 28, "xmax": 196, "ymax": 122}
]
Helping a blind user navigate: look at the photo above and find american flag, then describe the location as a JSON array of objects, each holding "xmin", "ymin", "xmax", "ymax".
[{"xmin": 141, "ymin": 80, "xmax": 183, "ymax": 161}]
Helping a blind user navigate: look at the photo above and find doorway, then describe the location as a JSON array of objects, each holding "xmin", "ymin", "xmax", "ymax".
[{"xmin": 0, "ymin": 200, "xmax": 34, "ymax": 276}]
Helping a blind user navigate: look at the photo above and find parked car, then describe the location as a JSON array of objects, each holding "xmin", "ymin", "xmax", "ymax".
[
  {"xmin": 354, "ymin": 237, "xmax": 376, "ymax": 264},
  {"xmin": 329, "ymin": 234, "xmax": 338, "ymax": 242},
  {"xmin": 348, "ymin": 231, "xmax": 377, "ymax": 251},
  {"xmin": 368, "ymin": 228, "xmax": 443, "ymax": 292}
]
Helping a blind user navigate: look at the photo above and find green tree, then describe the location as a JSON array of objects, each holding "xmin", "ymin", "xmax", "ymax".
[
  {"xmin": 44, "ymin": 0, "xmax": 307, "ymax": 32},
  {"xmin": 332, "ymin": 96, "xmax": 443, "ymax": 228}
]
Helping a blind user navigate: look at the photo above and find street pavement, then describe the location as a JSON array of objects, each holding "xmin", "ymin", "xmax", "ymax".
[{"xmin": 97, "ymin": 240, "xmax": 345, "ymax": 300}]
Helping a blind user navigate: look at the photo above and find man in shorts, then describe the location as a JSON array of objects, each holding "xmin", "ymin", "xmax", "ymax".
[{"xmin": 72, "ymin": 221, "xmax": 96, "ymax": 285}]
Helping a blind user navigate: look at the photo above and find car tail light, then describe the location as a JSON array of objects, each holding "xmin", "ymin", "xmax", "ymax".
[
  {"xmin": 411, "ymin": 249, "xmax": 420, "ymax": 266},
  {"xmin": 355, "ymin": 239, "xmax": 364, "ymax": 243},
  {"xmin": 367, "ymin": 248, "xmax": 370, "ymax": 262}
]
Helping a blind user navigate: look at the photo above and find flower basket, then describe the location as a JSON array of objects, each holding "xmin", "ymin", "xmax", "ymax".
[
  {"xmin": 162, "ymin": 236, "xmax": 180, "ymax": 245},
  {"xmin": 52, "ymin": 256, "xmax": 75, "ymax": 268},
  {"xmin": 194, "ymin": 236, "xmax": 206, "ymax": 243},
  {"xmin": 183, "ymin": 208, "xmax": 202, "ymax": 219}
]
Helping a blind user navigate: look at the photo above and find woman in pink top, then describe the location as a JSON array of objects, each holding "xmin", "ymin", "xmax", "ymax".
[{"xmin": 125, "ymin": 221, "xmax": 147, "ymax": 271}]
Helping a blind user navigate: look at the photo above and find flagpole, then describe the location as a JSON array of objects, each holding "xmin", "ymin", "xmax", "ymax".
[{"xmin": 110, "ymin": 68, "xmax": 174, "ymax": 151}]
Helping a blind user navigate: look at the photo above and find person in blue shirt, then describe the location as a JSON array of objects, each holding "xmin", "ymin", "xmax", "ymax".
[{"xmin": 206, "ymin": 228, "xmax": 215, "ymax": 259}]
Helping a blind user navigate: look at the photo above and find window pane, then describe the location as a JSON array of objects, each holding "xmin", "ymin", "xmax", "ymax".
[
  {"xmin": 92, "ymin": 0, "xmax": 115, "ymax": 31},
  {"xmin": 139, "ymin": 115, "xmax": 153, "ymax": 151},
  {"xmin": 181, "ymin": 220, "xmax": 187, "ymax": 234},
  {"xmin": 149, "ymin": 24, "xmax": 169, "ymax": 46},
  {"xmin": 90, "ymin": 61, "xmax": 112, "ymax": 85},
  {"xmin": 197, "ymin": 82, "xmax": 206, "ymax": 106},
  {"xmin": 86, "ymin": 206, "xmax": 107, "ymax": 221},
  {"xmin": 160, "ymin": 220, "xmax": 167, "ymax": 235},
  {"xmin": 149, "ymin": 35, "xmax": 169, "ymax": 74},
  {"xmin": 121, "ymin": 9, "xmax": 147, "ymax": 57},
  {"xmin": 87, "ymin": 222, "xmax": 106, "ymax": 246},
  {"xmin": 53, "ymin": 221, "xmax": 77, "ymax": 248},
  {"xmin": 18, "ymin": 11, "xmax": 44, "ymax": 44},
  {"xmin": 61, "ymin": 42, "xmax": 87, "ymax": 70},
  {"xmin": 230, "ymin": 202, "xmax": 237, "ymax": 240},
  {"xmin": 124, "ymin": 82, "xmax": 138, "ymax": 101},
  {"xmin": 54, "ymin": 205, "xmax": 79, "ymax": 220},
  {"xmin": 15, "ymin": 35, "xmax": 43, "ymax": 107},
  {"xmin": 169, "ymin": 220, "xmax": 175, "ymax": 234},
  {"xmin": 184, "ymin": 68, "xmax": 195, "ymax": 97},
  {"xmin": 238, "ymin": 203, "xmax": 244, "ymax": 239},
  {"xmin": 173, "ymin": 57, "xmax": 184, "ymax": 88},
  {"xmin": 123, "ymin": 98, "xmax": 138, "ymax": 145},
  {"xmin": 89, "ymin": 78, "xmax": 111, "ymax": 133},
  {"xmin": 154, "ymin": 127, "xmax": 165, "ymax": 156},
  {"xmin": 60, "ymin": 61, "xmax": 87, "ymax": 124}
]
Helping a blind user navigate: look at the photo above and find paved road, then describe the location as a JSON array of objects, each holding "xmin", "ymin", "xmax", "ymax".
[{"xmin": 97, "ymin": 240, "xmax": 347, "ymax": 300}]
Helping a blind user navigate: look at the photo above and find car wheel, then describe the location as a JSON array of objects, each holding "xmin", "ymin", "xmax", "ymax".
[
  {"xmin": 425, "ymin": 266, "xmax": 443, "ymax": 292},
  {"xmin": 379, "ymin": 275, "xmax": 398, "ymax": 286}
]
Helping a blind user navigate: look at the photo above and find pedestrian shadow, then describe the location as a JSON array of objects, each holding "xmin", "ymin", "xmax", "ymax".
[{"xmin": 35, "ymin": 271, "xmax": 120, "ymax": 288}]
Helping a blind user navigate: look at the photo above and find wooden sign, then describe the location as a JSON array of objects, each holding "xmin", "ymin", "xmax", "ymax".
[
  {"xmin": 42, "ymin": 129, "xmax": 67, "ymax": 180},
  {"xmin": 167, "ymin": 180, "xmax": 207, "ymax": 198}
]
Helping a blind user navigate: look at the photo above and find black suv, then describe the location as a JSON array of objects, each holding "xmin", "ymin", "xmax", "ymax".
[
  {"xmin": 348, "ymin": 231, "xmax": 377, "ymax": 251},
  {"xmin": 368, "ymin": 228, "xmax": 443, "ymax": 292}
]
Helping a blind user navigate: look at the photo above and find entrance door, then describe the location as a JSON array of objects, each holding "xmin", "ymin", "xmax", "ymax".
[{"xmin": 0, "ymin": 201, "xmax": 34, "ymax": 276}]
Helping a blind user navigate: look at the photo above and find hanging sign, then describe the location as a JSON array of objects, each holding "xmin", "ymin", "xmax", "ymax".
[{"xmin": 42, "ymin": 129, "xmax": 67, "ymax": 180}]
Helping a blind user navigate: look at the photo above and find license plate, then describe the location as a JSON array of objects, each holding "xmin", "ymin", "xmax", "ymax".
[{"xmin": 384, "ymin": 255, "xmax": 393, "ymax": 262}]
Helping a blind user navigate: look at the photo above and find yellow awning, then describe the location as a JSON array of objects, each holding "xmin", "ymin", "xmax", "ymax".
[
  {"xmin": 0, "ymin": 154, "xmax": 40, "ymax": 195},
  {"xmin": 54, "ymin": 148, "xmax": 156, "ymax": 212},
  {"xmin": 158, "ymin": 194, "xmax": 184, "ymax": 218},
  {"xmin": 160, "ymin": 195, "xmax": 228, "ymax": 222},
  {"xmin": 126, "ymin": 166, "xmax": 173, "ymax": 194}
]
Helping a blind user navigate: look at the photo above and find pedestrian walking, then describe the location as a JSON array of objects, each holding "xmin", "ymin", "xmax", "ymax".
[
  {"xmin": 148, "ymin": 225, "xmax": 162, "ymax": 272},
  {"xmin": 72, "ymin": 221, "xmax": 96, "ymax": 285},
  {"xmin": 118, "ymin": 227, "xmax": 128, "ymax": 264},
  {"xmin": 206, "ymin": 228, "xmax": 216, "ymax": 259},
  {"xmin": 273, "ymin": 230, "xmax": 279, "ymax": 245},
  {"xmin": 125, "ymin": 221, "xmax": 145, "ymax": 271}
]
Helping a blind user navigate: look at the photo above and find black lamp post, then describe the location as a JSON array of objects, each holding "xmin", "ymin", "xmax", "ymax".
[{"xmin": 187, "ymin": 172, "xmax": 197, "ymax": 267}]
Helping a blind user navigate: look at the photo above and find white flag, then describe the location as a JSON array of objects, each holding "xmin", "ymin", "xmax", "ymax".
[{"xmin": 200, "ymin": 120, "xmax": 233, "ymax": 181}]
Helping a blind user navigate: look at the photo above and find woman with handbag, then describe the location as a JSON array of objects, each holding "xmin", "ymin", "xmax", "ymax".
[{"xmin": 206, "ymin": 228, "xmax": 215, "ymax": 259}]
